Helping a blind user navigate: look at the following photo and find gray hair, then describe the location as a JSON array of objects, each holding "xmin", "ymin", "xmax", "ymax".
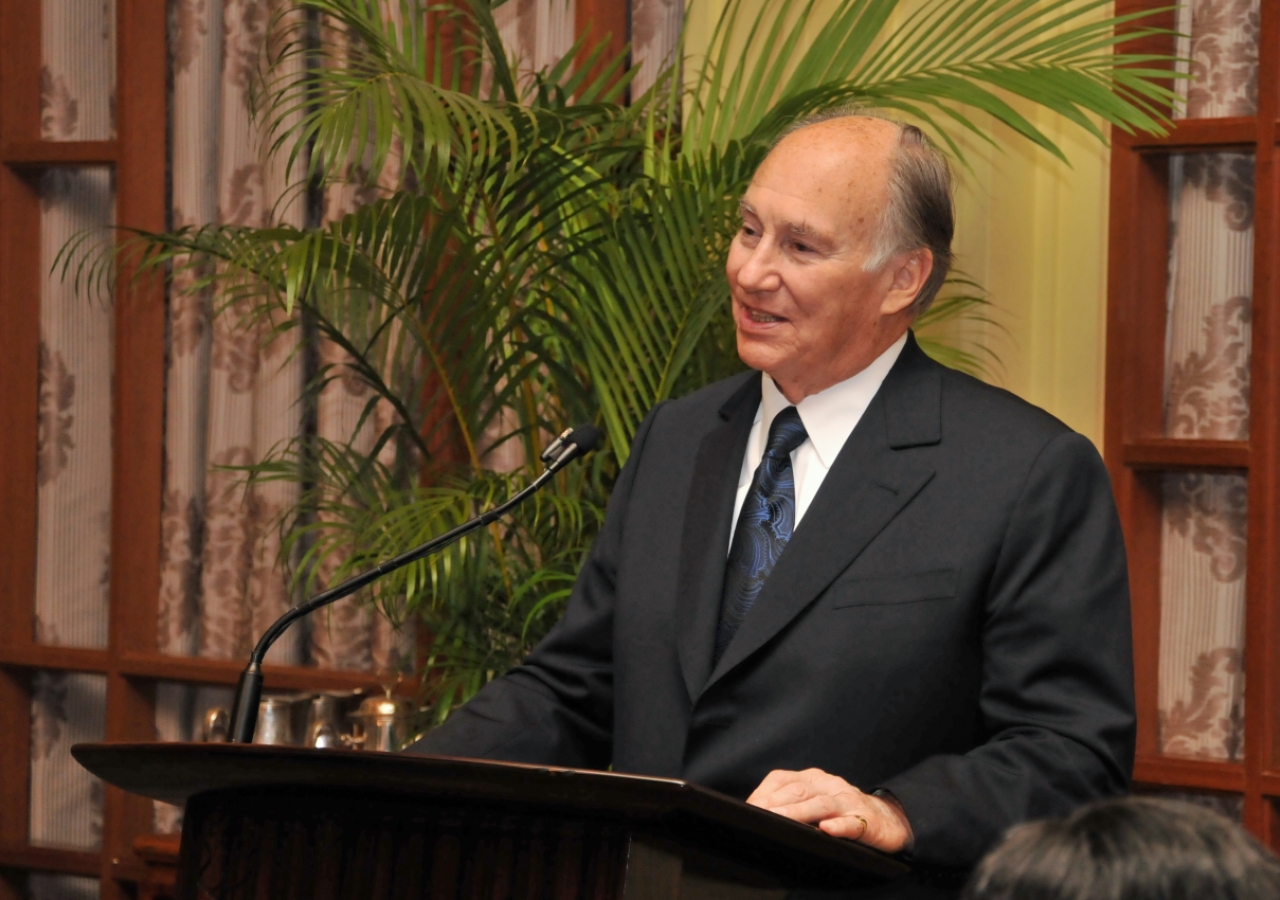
[{"xmin": 773, "ymin": 109, "xmax": 955, "ymax": 315}]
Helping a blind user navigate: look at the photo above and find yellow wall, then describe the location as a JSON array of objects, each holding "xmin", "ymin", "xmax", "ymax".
[
  {"xmin": 682, "ymin": 3, "xmax": 1111, "ymax": 447},
  {"xmin": 952, "ymin": 112, "xmax": 1110, "ymax": 446}
]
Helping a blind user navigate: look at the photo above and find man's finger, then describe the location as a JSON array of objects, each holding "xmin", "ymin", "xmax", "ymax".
[
  {"xmin": 818, "ymin": 814, "xmax": 876, "ymax": 844},
  {"xmin": 746, "ymin": 769, "xmax": 808, "ymax": 807},
  {"xmin": 765, "ymin": 792, "xmax": 861, "ymax": 824}
]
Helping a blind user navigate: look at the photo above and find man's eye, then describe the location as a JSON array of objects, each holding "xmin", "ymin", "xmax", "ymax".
[
  {"xmin": 793, "ymin": 241, "xmax": 812, "ymax": 253},
  {"xmin": 741, "ymin": 224, "xmax": 758, "ymax": 237}
]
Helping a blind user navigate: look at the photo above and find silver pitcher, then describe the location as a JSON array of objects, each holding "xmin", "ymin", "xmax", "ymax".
[
  {"xmin": 304, "ymin": 694, "xmax": 343, "ymax": 749},
  {"xmin": 255, "ymin": 696, "xmax": 295, "ymax": 745},
  {"xmin": 350, "ymin": 692, "xmax": 417, "ymax": 752}
]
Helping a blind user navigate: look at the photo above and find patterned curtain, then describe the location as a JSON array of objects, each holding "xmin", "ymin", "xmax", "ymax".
[
  {"xmin": 495, "ymin": 0, "xmax": 576, "ymax": 76},
  {"xmin": 27, "ymin": 2, "xmax": 117, "ymax": 899},
  {"xmin": 630, "ymin": 0, "xmax": 682, "ymax": 99},
  {"xmin": 1156, "ymin": 0, "xmax": 1258, "ymax": 761},
  {"xmin": 153, "ymin": 0, "xmax": 406, "ymax": 831}
]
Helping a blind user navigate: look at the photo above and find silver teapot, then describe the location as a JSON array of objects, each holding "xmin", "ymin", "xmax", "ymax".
[{"xmin": 349, "ymin": 691, "xmax": 419, "ymax": 752}]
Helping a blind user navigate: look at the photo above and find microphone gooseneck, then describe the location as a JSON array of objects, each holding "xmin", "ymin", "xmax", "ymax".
[{"xmin": 227, "ymin": 423, "xmax": 603, "ymax": 744}]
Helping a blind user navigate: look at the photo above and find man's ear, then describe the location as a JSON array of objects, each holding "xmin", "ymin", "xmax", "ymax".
[{"xmin": 879, "ymin": 249, "xmax": 934, "ymax": 316}]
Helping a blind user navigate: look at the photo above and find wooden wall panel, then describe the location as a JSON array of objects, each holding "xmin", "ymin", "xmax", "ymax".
[
  {"xmin": 100, "ymin": 2, "xmax": 169, "ymax": 895},
  {"xmin": 0, "ymin": 1, "xmax": 42, "ymax": 879},
  {"xmin": 1108, "ymin": 0, "xmax": 1280, "ymax": 843},
  {"xmin": 575, "ymin": 0, "xmax": 628, "ymax": 95},
  {"xmin": 1244, "ymin": 0, "xmax": 1280, "ymax": 841}
]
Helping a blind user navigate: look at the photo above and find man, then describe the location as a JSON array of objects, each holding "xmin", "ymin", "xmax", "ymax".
[{"xmin": 410, "ymin": 114, "xmax": 1135, "ymax": 894}]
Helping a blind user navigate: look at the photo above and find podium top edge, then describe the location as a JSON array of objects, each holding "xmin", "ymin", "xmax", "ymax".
[{"xmin": 71, "ymin": 741, "xmax": 909, "ymax": 882}]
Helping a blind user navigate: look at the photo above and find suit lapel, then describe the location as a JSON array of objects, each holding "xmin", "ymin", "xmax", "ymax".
[
  {"xmin": 702, "ymin": 335, "xmax": 942, "ymax": 694},
  {"xmin": 676, "ymin": 373, "xmax": 761, "ymax": 702}
]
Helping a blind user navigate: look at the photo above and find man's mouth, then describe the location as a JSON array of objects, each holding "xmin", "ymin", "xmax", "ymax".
[{"xmin": 746, "ymin": 308, "xmax": 785, "ymax": 323}]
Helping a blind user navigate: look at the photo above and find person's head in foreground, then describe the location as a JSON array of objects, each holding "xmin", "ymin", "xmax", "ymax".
[{"xmin": 961, "ymin": 796, "xmax": 1280, "ymax": 900}]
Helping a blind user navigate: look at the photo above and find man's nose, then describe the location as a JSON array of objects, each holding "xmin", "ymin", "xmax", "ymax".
[{"xmin": 735, "ymin": 241, "xmax": 783, "ymax": 292}]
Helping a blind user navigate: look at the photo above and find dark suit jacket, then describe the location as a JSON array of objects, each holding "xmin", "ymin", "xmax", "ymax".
[{"xmin": 410, "ymin": 333, "xmax": 1135, "ymax": 894}]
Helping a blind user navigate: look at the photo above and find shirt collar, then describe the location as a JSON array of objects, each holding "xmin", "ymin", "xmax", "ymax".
[{"xmin": 759, "ymin": 331, "xmax": 909, "ymax": 469}]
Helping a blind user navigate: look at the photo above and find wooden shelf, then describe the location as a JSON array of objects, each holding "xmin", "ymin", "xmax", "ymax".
[
  {"xmin": 0, "ymin": 645, "xmax": 110, "ymax": 673},
  {"xmin": 116, "ymin": 652, "xmax": 392, "ymax": 693},
  {"xmin": 1122, "ymin": 438, "xmax": 1250, "ymax": 471},
  {"xmin": 0, "ymin": 842, "xmax": 99, "ymax": 877},
  {"xmin": 0, "ymin": 646, "xmax": 391, "ymax": 694},
  {"xmin": 1126, "ymin": 117, "xmax": 1257, "ymax": 151},
  {"xmin": 0, "ymin": 140, "xmax": 118, "ymax": 166},
  {"xmin": 1133, "ymin": 755, "xmax": 1247, "ymax": 792},
  {"xmin": 1256, "ymin": 773, "xmax": 1280, "ymax": 797}
]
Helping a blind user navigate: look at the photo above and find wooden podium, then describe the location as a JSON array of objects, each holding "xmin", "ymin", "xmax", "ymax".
[{"xmin": 74, "ymin": 743, "xmax": 908, "ymax": 900}]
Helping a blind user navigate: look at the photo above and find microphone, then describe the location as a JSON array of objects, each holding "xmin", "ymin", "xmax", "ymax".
[{"xmin": 227, "ymin": 423, "xmax": 603, "ymax": 744}]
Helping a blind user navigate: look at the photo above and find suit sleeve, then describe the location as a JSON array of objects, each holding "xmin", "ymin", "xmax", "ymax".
[
  {"xmin": 405, "ymin": 404, "xmax": 665, "ymax": 768},
  {"xmin": 880, "ymin": 431, "xmax": 1135, "ymax": 868}
]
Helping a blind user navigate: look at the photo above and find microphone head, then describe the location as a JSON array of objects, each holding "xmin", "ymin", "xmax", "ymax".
[
  {"xmin": 541, "ymin": 423, "xmax": 602, "ymax": 469},
  {"xmin": 565, "ymin": 424, "xmax": 602, "ymax": 455}
]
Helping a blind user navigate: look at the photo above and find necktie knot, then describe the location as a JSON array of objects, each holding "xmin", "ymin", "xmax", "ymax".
[{"xmin": 764, "ymin": 407, "xmax": 808, "ymax": 460}]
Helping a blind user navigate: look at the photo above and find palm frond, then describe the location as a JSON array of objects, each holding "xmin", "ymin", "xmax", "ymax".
[
  {"xmin": 260, "ymin": 0, "xmax": 530, "ymax": 185},
  {"xmin": 684, "ymin": 0, "xmax": 1178, "ymax": 162}
]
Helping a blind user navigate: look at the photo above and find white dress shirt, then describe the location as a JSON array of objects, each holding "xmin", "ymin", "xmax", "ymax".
[{"xmin": 728, "ymin": 332, "xmax": 908, "ymax": 549}]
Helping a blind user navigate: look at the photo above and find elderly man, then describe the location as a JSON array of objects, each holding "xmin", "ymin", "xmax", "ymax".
[{"xmin": 410, "ymin": 114, "xmax": 1135, "ymax": 895}]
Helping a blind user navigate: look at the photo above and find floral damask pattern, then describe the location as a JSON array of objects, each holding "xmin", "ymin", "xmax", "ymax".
[
  {"xmin": 1184, "ymin": 153, "xmax": 1254, "ymax": 231},
  {"xmin": 222, "ymin": 0, "xmax": 271, "ymax": 93},
  {"xmin": 208, "ymin": 300, "xmax": 264, "ymax": 393},
  {"xmin": 1176, "ymin": 0, "xmax": 1260, "ymax": 119},
  {"xmin": 169, "ymin": 264, "xmax": 212, "ymax": 358},
  {"xmin": 33, "ymin": 169, "xmax": 114, "ymax": 646},
  {"xmin": 631, "ymin": 0, "xmax": 681, "ymax": 99},
  {"xmin": 1165, "ymin": 473, "xmax": 1248, "ymax": 582},
  {"xmin": 29, "ymin": 671, "xmax": 107, "ymax": 852},
  {"xmin": 1165, "ymin": 297, "xmax": 1250, "ymax": 441},
  {"xmin": 171, "ymin": 0, "xmax": 210, "ymax": 74},
  {"xmin": 36, "ymin": 341, "xmax": 76, "ymax": 487},
  {"xmin": 40, "ymin": 67, "xmax": 79, "ymax": 139},
  {"xmin": 1158, "ymin": 647, "xmax": 1243, "ymax": 760},
  {"xmin": 39, "ymin": 0, "xmax": 116, "ymax": 140},
  {"xmin": 493, "ymin": 0, "xmax": 575, "ymax": 89},
  {"xmin": 1158, "ymin": 473, "xmax": 1249, "ymax": 760},
  {"xmin": 219, "ymin": 163, "xmax": 268, "ymax": 228},
  {"xmin": 1157, "ymin": 157, "xmax": 1255, "ymax": 760},
  {"xmin": 158, "ymin": 489, "xmax": 204, "ymax": 654}
]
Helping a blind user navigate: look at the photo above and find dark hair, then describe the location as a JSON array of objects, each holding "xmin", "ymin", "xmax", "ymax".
[
  {"xmin": 962, "ymin": 797, "xmax": 1280, "ymax": 900},
  {"xmin": 774, "ymin": 109, "xmax": 954, "ymax": 315}
]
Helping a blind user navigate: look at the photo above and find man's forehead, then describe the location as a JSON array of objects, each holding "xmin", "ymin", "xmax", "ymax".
[
  {"xmin": 744, "ymin": 124, "xmax": 894, "ymax": 237},
  {"xmin": 763, "ymin": 120, "xmax": 896, "ymax": 179}
]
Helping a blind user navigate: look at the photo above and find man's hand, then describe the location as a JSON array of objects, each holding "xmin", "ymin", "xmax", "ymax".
[{"xmin": 746, "ymin": 768, "xmax": 913, "ymax": 853}]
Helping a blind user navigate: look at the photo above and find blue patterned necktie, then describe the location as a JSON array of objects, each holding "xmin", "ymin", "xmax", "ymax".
[{"xmin": 714, "ymin": 406, "xmax": 809, "ymax": 665}]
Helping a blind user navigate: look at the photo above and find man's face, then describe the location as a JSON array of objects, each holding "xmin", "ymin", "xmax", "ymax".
[{"xmin": 726, "ymin": 119, "xmax": 917, "ymax": 402}]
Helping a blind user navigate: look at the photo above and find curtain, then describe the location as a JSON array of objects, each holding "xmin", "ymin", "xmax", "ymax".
[
  {"xmin": 1156, "ymin": 0, "xmax": 1258, "ymax": 761},
  {"xmin": 154, "ymin": 0, "xmax": 392, "ymax": 831},
  {"xmin": 27, "ymin": 4, "xmax": 117, "ymax": 898},
  {"xmin": 630, "ymin": 0, "xmax": 682, "ymax": 99}
]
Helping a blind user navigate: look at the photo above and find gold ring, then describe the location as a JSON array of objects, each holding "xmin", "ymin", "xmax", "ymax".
[{"xmin": 853, "ymin": 814, "xmax": 869, "ymax": 840}]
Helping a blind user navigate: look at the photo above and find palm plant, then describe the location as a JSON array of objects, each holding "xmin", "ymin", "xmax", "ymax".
[{"xmin": 69, "ymin": 0, "xmax": 1175, "ymax": 715}]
